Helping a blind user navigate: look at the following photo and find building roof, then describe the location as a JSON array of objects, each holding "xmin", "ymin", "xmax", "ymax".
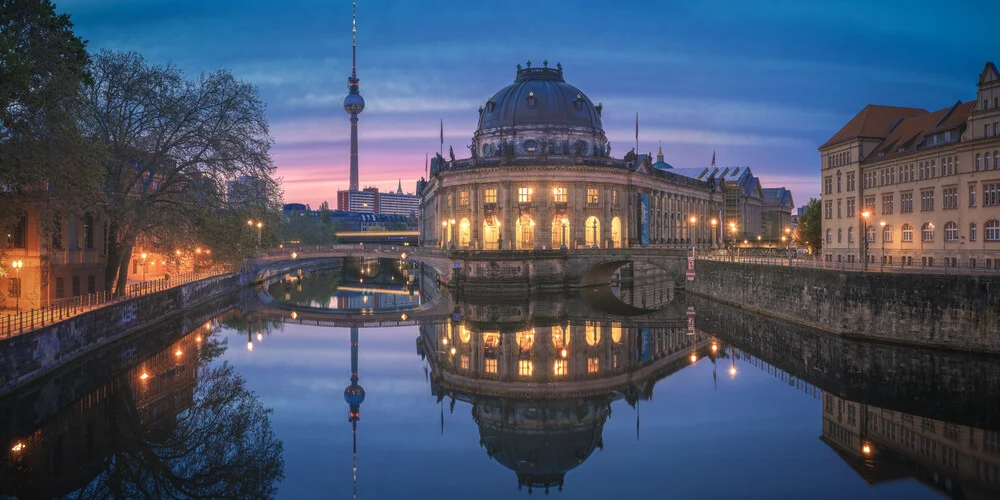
[
  {"xmin": 820, "ymin": 104, "xmax": 928, "ymax": 150},
  {"xmin": 866, "ymin": 101, "xmax": 974, "ymax": 162},
  {"xmin": 762, "ymin": 187, "xmax": 794, "ymax": 208}
]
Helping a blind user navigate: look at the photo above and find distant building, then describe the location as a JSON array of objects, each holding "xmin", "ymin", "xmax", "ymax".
[
  {"xmin": 336, "ymin": 182, "xmax": 419, "ymax": 216},
  {"xmin": 762, "ymin": 187, "xmax": 795, "ymax": 243},
  {"xmin": 337, "ymin": 188, "xmax": 376, "ymax": 213},
  {"xmin": 819, "ymin": 61, "xmax": 1000, "ymax": 269}
]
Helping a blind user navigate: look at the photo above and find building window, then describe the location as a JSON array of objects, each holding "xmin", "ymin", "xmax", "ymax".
[
  {"xmin": 882, "ymin": 194, "xmax": 893, "ymax": 214},
  {"xmin": 986, "ymin": 220, "xmax": 1000, "ymax": 242},
  {"xmin": 587, "ymin": 357, "xmax": 600, "ymax": 374},
  {"xmin": 837, "ymin": 200, "xmax": 842, "ymax": 218},
  {"xmin": 848, "ymin": 227, "xmax": 855, "ymax": 243},
  {"xmin": 8, "ymin": 277, "xmax": 21, "ymax": 299},
  {"xmin": 988, "ymin": 152, "xmax": 994, "ymax": 171},
  {"xmin": 518, "ymin": 359, "xmax": 533, "ymax": 377},
  {"xmin": 825, "ymin": 201, "xmax": 832, "ymax": 219},
  {"xmin": 970, "ymin": 223, "xmax": 977, "ymax": 242},
  {"xmin": 943, "ymin": 187, "xmax": 958, "ymax": 209},
  {"xmin": 51, "ymin": 215, "xmax": 62, "ymax": 250},
  {"xmin": 985, "ymin": 183, "xmax": 1000, "ymax": 207},
  {"xmin": 847, "ymin": 172, "xmax": 855, "ymax": 191},
  {"xmin": 866, "ymin": 225, "xmax": 876, "ymax": 242},
  {"xmin": 87, "ymin": 275, "xmax": 96, "ymax": 294},
  {"xmin": 837, "ymin": 172, "xmax": 842, "ymax": 193},
  {"xmin": 902, "ymin": 224, "xmax": 913, "ymax": 242},
  {"xmin": 518, "ymin": 187, "xmax": 533, "ymax": 204},
  {"xmin": 846, "ymin": 198, "xmax": 855, "ymax": 217},
  {"xmin": 883, "ymin": 225, "xmax": 893, "ymax": 242},
  {"xmin": 553, "ymin": 359, "xmax": 567, "ymax": 377},
  {"xmin": 977, "ymin": 154, "xmax": 982, "ymax": 171},
  {"xmin": 83, "ymin": 213, "xmax": 94, "ymax": 249},
  {"xmin": 995, "ymin": 150, "xmax": 999, "ymax": 169},
  {"xmin": 837, "ymin": 228, "xmax": 842, "ymax": 243},
  {"xmin": 944, "ymin": 221, "xmax": 958, "ymax": 242},
  {"xmin": 826, "ymin": 229, "xmax": 832, "ymax": 244},
  {"xmin": 587, "ymin": 188, "xmax": 599, "ymax": 205},
  {"xmin": 970, "ymin": 185, "xmax": 977, "ymax": 207},
  {"xmin": 920, "ymin": 190, "xmax": 934, "ymax": 211},
  {"xmin": 922, "ymin": 223, "xmax": 935, "ymax": 242},
  {"xmin": 7, "ymin": 214, "xmax": 27, "ymax": 249},
  {"xmin": 824, "ymin": 177, "xmax": 832, "ymax": 195},
  {"xmin": 553, "ymin": 187, "xmax": 567, "ymax": 203},
  {"xmin": 72, "ymin": 276, "xmax": 80, "ymax": 296},
  {"xmin": 484, "ymin": 358, "xmax": 498, "ymax": 374},
  {"xmin": 483, "ymin": 188, "xmax": 498, "ymax": 204},
  {"xmin": 55, "ymin": 277, "xmax": 65, "ymax": 299},
  {"xmin": 459, "ymin": 191, "xmax": 469, "ymax": 206}
]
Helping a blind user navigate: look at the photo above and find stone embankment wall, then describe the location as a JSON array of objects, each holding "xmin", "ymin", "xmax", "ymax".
[
  {"xmin": 687, "ymin": 260, "xmax": 1000, "ymax": 352},
  {"xmin": 0, "ymin": 274, "xmax": 240, "ymax": 394}
]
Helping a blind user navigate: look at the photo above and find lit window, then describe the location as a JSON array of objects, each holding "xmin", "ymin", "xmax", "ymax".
[
  {"xmin": 585, "ymin": 321, "xmax": 600, "ymax": 346},
  {"xmin": 587, "ymin": 188, "xmax": 599, "ymax": 205},
  {"xmin": 459, "ymin": 191, "xmax": 469, "ymax": 206},
  {"xmin": 882, "ymin": 225, "xmax": 893, "ymax": 242},
  {"xmin": 518, "ymin": 187, "xmax": 533, "ymax": 203},
  {"xmin": 484, "ymin": 188, "xmax": 498, "ymax": 204},
  {"xmin": 553, "ymin": 359, "xmax": 567, "ymax": 376},
  {"xmin": 460, "ymin": 354, "xmax": 469, "ymax": 370},
  {"xmin": 485, "ymin": 358, "xmax": 498, "ymax": 374},
  {"xmin": 611, "ymin": 322, "xmax": 622, "ymax": 343},
  {"xmin": 553, "ymin": 187, "xmax": 567, "ymax": 203},
  {"xmin": 587, "ymin": 357, "xmax": 600, "ymax": 374},
  {"xmin": 922, "ymin": 223, "xmax": 935, "ymax": 242},
  {"xmin": 518, "ymin": 359, "xmax": 533, "ymax": 376}
]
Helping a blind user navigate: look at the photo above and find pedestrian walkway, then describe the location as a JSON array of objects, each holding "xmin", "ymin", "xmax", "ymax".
[{"xmin": 1, "ymin": 269, "xmax": 228, "ymax": 339}]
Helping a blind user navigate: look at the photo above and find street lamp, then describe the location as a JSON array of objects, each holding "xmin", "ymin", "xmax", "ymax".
[
  {"xmin": 591, "ymin": 218, "xmax": 598, "ymax": 248},
  {"xmin": 879, "ymin": 221, "xmax": 886, "ymax": 272},
  {"xmin": 256, "ymin": 221, "xmax": 263, "ymax": 246},
  {"xmin": 11, "ymin": 260, "xmax": 23, "ymax": 310},
  {"xmin": 140, "ymin": 252, "xmax": 148, "ymax": 281},
  {"xmin": 441, "ymin": 221, "xmax": 448, "ymax": 248},
  {"xmin": 560, "ymin": 217, "xmax": 569, "ymax": 250},
  {"xmin": 449, "ymin": 219, "xmax": 456, "ymax": 249},
  {"xmin": 729, "ymin": 222, "xmax": 738, "ymax": 261},
  {"xmin": 861, "ymin": 210, "xmax": 871, "ymax": 271},
  {"xmin": 711, "ymin": 218, "xmax": 718, "ymax": 249},
  {"xmin": 689, "ymin": 216, "xmax": 697, "ymax": 248}
]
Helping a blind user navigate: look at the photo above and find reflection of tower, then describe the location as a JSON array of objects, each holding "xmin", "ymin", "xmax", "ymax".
[
  {"xmin": 343, "ymin": 327, "xmax": 365, "ymax": 499},
  {"xmin": 343, "ymin": 2, "xmax": 365, "ymax": 191}
]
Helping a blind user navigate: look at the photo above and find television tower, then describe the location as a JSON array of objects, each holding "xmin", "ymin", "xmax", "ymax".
[{"xmin": 343, "ymin": 2, "xmax": 365, "ymax": 191}]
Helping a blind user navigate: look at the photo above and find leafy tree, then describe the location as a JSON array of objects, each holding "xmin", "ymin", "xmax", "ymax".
[
  {"xmin": 0, "ymin": 0, "xmax": 103, "ymax": 254},
  {"xmin": 81, "ymin": 50, "xmax": 280, "ymax": 293},
  {"xmin": 796, "ymin": 198, "xmax": 822, "ymax": 252},
  {"xmin": 319, "ymin": 201, "xmax": 331, "ymax": 224}
]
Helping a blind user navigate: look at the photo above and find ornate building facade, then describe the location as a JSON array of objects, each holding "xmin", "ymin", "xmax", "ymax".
[
  {"xmin": 819, "ymin": 62, "xmax": 1000, "ymax": 268},
  {"xmin": 418, "ymin": 63, "xmax": 724, "ymax": 250}
]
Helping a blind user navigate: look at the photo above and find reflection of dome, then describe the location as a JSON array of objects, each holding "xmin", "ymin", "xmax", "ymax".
[
  {"xmin": 474, "ymin": 63, "xmax": 607, "ymax": 158},
  {"xmin": 344, "ymin": 384, "xmax": 366, "ymax": 406},
  {"xmin": 475, "ymin": 399, "xmax": 608, "ymax": 493}
]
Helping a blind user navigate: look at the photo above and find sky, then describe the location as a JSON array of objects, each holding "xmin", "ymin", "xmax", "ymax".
[{"xmin": 59, "ymin": 0, "xmax": 1000, "ymax": 208}]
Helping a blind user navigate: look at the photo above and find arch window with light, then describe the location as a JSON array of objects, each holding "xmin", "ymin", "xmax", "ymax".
[
  {"xmin": 882, "ymin": 224, "xmax": 893, "ymax": 242},
  {"xmin": 610, "ymin": 217, "xmax": 622, "ymax": 248},
  {"xmin": 986, "ymin": 220, "xmax": 1000, "ymax": 241},
  {"xmin": 585, "ymin": 216, "xmax": 601, "ymax": 248},
  {"xmin": 552, "ymin": 216, "xmax": 570, "ymax": 248},
  {"xmin": 902, "ymin": 224, "xmax": 913, "ymax": 242},
  {"xmin": 922, "ymin": 223, "xmax": 935, "ymax": 242},
  {"xmin": 944, "ymin": 221, "xmax": 958, "ymax": 242},
  {"xmin": 459, "ymin": 218, "xmax": 471, "ymax": 248},
  {"xmin": 515, "ymin": 214, "xmax": 535, "ymax": 249},
  {"xmin": 585, "ymin": 321, "xmax": 600, "ymax": 346}
]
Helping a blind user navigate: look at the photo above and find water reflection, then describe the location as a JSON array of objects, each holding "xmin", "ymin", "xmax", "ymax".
[
  {"xmin": 0, "ymin": 319, "xmax": 284, "ymax": 498},
  {"xmin": 417, "ymin": 291, "xmax": 711, "ymax": 493},
  {"xmin": 267, "ymin": 258, "xmax": 420, "ymax": 312}
]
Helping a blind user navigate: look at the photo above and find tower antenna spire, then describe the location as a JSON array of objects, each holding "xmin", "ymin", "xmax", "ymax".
[
  {"xmin": 351, "ymin": 2, "xmax": 357, "ymax": 78},
  {"xmin": 343, "ymin": 2, "xmax": 365, "ymax": 191}
]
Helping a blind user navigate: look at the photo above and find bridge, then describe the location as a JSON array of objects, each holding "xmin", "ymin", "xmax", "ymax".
[{"xmin": 249, "ymin": 244, "xmax": 691, "ymax": 292}]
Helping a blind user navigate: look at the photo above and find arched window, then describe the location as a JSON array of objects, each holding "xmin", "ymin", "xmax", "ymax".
[
  {"xmin": 826, "ymin": 229, "xmax": 832, "ymax": 244},
  {"xmin": 459, "ymin": 218, "xmax": 471, "ymax": 248},
  {"xmin": 902, "ymin": 224, "xmax": 913, "ymax": 242},
  {"xmin": 585, "ymin": 321, "xmax": 600, "ymax": 346},
  {"xmin": 848, "ymin": 226, "xmax": 855, "ymax": 243},
  {"xmin": 866, "ymin": 225, "xmax": 876, "ymax": 242},
  {"xmin": 970, "ymin": 222, "xmax": 977, "ymax": 241},
  {"xmin": 551, "ymin": 325, "xmax": 570, "ymax": 350},
  {"xmin": 837, "ymin": 228, "xmax": 842, "ymax": 243},
  {"xmin": 610, "ymin": 217, "xmax": 622, "ymax": 248},
  {"xmin": 921, "ymin": 223, "xmax": 935, "ymax": 242},
  {"xmin": 986, "ymin": 220, "xmax": 1000, "ymax": 241},
  {"xmin": 976, "ymin": 153, "xmax": 982, "ymax": 171},
  {"xmin": 995, "ymin": 150, "xmax": 999, "ymax": 169},
  {"xmin": 483, "ymin": 218, "xmax": 501, "ymax": 250},
  {"xmin": 515, "ymin": 215, "xmax": 535, "ymax": 250},
  {"xmin": 988, "ymin": 153, "xmax": 993, "ymax": 172},
  {"xmin": 584, "ymin": 216, "xmax": 601, "ymax": 248},
  {"xmin": 944, "ymin": 221, "xmax": 958, "ymax": 241},
  {"xmin": 552, "ymin": 216, "xmax": 570, "ymax": 248},
  {"xmin": 882, "ymin": 224, "xmax": 893, "ymax": 242}
]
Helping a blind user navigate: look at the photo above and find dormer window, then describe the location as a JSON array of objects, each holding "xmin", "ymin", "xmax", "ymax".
[
  {"xmin": 485, "ymin": 97, "xmax": 496, "ymax": 112},
  {"xmin": 572, "ymin": 93, "xmax": 584, "ymax": 111},
  {"xmin": 526, "ymin": 91, "xmax": 537, "ymax": 109}
]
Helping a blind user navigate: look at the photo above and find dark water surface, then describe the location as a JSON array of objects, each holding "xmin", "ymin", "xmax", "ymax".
[{"xmin": 2, "ymin": 259, "xmax": 998, "ymax": 499}]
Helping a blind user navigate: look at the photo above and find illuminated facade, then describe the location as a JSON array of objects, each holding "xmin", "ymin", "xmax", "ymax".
[
  {"xmin": 419, "ymin": 63, "xmax": 723, "ymax": 250},
  {"xmin": 820, "ymin": 62, "xmax": 1000, "ymax": 268}
]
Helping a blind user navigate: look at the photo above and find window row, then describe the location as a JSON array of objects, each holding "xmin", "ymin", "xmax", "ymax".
[
  {"xmin": 827, "ymin": 183, "xmax": 1000, "ymax": 219},
  {"xmin": 975, "ymin": 151, "xmax": 1000, "ymax": 171},
  {"xmin": 448, "ymin": 187, "xmax": 619, "ymax": 207},
  {"xmin": 828, "ymin": 150, "xmax": 852, "ymax": 169},
  {"xmin": 826, "ymin": 220, "xmax": 1000, "ymax": 243}
]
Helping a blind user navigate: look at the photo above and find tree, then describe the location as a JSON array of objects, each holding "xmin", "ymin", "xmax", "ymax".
[
  {"xmin": 0, "ymin": 0, "xmax": 103, "ymax": 252},
  {"xmin": 82, "ymin": 50, "xmax": 281, "ymax": 293},
  {"xmin": 796, "ymin": 198, "xmax": 822, "ymax": 252},
  {"xmin": 319, "ymin": 201, "xmax": 331, "ymax": 224}
]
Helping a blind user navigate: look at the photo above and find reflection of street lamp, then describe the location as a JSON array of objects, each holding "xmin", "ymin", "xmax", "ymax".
[
  {"xmin": 11, "ymin": 260, "xmax": 23, "ymax": 310},
  {"xmin": 560, "ymin": 217, "xmax": 569, "ymax": 250}
]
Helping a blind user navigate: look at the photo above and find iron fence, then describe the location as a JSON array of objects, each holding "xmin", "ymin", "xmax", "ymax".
[{"xmin": 697, "ymin": 252, "xmax": 1000, "ymax": 276}]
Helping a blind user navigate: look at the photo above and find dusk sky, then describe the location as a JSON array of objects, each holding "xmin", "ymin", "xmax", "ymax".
[{"xmin": 60, "ymin": 0, "xmax": 1000, "ymax": 208}]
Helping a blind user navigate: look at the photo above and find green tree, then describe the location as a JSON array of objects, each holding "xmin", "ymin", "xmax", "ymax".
[
  {"xmin": 319, "ymin": 201, "xmax": 331, "ymax": 224},
  {"xmin": 81, "ymin": 50, "xmax": 280, "ymax": 293},
  {"xmin": 796, "ymin": 198, "xmax": 822, "ymax": 252},
  {"xmin": 0, "ymin": 0, "xmax": 103, "ymax": 252}
]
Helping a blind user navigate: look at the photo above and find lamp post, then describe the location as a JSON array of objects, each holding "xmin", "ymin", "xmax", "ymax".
[
  {"xmin": 861, "ymin": 210, "xmax": 871, "ymax": 271},
  {"xmin": 441, "ymin": 221, "xmax": 448, "ymax": 248},
  {"xmin": 11, "ymin": 260, "xmax": 23, "ymax": 310},
  {"xmin": 561, "ymin": 217, "xmax": 569, "ymax": 250},
  {"xmin": 140, "ymin": 252, "xmax": 148, "ymax": 281},
  {"xmin": 729, "ymin": 222, "xmax": 738, "ymax": 262},
  {"xmin": 591, "ymin": 218, "xmax": 598, "ymax": 249},
  {"xmin": 247, "ymin": 219, "xmax": 263, "ymax": 248},
  {"xmin": 689, "ymin": 216, "xmax": 697, "ymax": 250},
  {"xmin": 879, "ymin": 221, "xmax": 886, "ymax": 272},
  {"xmin": 711, "ymin": 218, "xmax": 718, "ymax": 249},
  {"xmin": 449, "ymin": 219, "xmax": 456, "ymax": 249}
]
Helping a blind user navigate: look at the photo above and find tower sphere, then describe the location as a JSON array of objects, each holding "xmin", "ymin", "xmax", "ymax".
[
  {"xmin": 344, "ymin": 93, "xmax": 365, "ymax": 115},
  {"xmin": 344, "ymin": 383, "xmax": 366, "ymax": 405}
]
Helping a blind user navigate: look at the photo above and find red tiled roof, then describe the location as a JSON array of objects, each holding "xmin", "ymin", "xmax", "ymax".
[
  {"xmin": 867, "ymin": 101, "xmax": 974, "ymax": 162},
  {"xmin": 820, "ymin": 104, "xmax": 927, "ymax": 150}
]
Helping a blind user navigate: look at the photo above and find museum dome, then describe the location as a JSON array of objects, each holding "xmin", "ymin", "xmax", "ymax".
[{"xmin": 473, "ymin": 62, "xmax": 608, "ymax": 158}]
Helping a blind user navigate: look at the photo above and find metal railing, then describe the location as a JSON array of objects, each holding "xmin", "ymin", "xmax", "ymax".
[
  {"xmin": 697, "ymin": 251, "xmax": 1000, "ymax": 276},
  {"xmin": 1, "ymin": 269, "xmax": 228, "ymax": 338}
]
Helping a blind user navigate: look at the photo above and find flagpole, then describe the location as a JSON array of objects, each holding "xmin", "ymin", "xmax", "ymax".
[
  {"xmin": 440, "ymin": 119, "xmax": 443, "ymax": 157},
  {"xmin": 635, "ymin": 112, "xmax": 639, "ymax": 157}
]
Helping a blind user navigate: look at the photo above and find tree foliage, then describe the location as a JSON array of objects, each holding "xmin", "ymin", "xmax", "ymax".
[
  {"xmin": 81, "ymin": 50, "xmax": 281, "ymax": 292},
  {"xmin": 0, "ymin": 0, "xmax": 103, "ymax": 246},
  {"xmin": 796, "ymin": 198, "xmax": 822, "ymax": 252}
]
